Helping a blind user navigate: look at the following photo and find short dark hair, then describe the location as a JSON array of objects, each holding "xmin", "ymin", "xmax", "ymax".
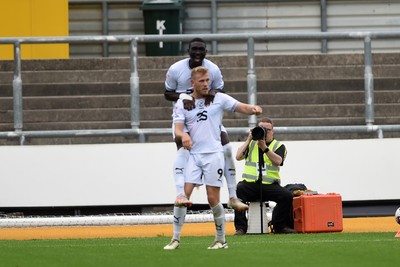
[
  {"xmin": 188, "ymin": 38, "xmax": 206, "ymax": 48},
  {"xmin": 259, "ymin": 117, "xmax": 274, "ymax": 126}
]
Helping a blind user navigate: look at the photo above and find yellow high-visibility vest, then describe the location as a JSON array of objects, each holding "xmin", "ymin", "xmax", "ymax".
[{"xmin": 241, "ymin": 139, "xmax": 286, "ymax": 184}]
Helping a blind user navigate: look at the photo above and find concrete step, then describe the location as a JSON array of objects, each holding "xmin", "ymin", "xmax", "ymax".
[
  {"xmin": 1, "ymin": 77, "xmax": 399, "ymax": 97},
  {"xmin": 229, "ymin": 91, "xmax": 400, "ymax": 105},
  {"xmin": 1, "ymin": 102, "xmax": 399, "ymax": 125},
  {"xmin": 0, "ymin": 95, "xmax": 166, "ymax": 110},
  {"xmin": 2, "ymin": 113, "xmax": 399, "ymax": 132},
  {"xmin": 2, "ymin": 116, "xmax": 400, "ymax": 145},
  {"xmin": 1, "ymin": 90, "xmax": 399, "ymax": 112},
  {"xmin": 2, "ymin": 64, "xmax": 400, "ymax": 84},
  {"xmin": 1, "ymin": 53, "xmax": 400, "ymax": 85},
  {"xmin": 2, "ymin": 53, "xmax": 400, "ymax": 72}
]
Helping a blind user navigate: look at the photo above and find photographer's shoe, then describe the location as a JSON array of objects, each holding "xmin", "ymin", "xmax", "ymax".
[
  {"xmin": 234, "ymin": 229, "xmax": 246, "ymax": 235},
  {"xmin": 273, "ymin": 227, "xmax": 297, "ymax": 234}
]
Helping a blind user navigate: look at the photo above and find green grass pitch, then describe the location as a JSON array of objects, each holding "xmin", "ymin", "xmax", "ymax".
[{"xmin": 0, "ymin": 232, "xmax": 398, "ymax": 267}]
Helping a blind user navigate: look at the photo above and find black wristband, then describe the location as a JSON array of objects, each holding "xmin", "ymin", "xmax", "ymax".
[{"xmin": 264, "ymin": 147, "xmax": 269, "ymax": 153}]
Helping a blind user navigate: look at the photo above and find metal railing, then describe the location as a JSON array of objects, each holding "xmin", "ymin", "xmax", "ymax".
[{"xmin": 1, "ymin": 31, "xmax": 400, "ymax": 144}]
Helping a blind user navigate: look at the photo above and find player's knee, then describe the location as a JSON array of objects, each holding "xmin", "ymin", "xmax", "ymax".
[{"xmin": 207, "ymin": 195, "xmax": 219, "ymax": 207}]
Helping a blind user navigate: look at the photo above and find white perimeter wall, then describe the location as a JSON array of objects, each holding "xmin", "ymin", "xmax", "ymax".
[{"xmin": 0, "ymin": 138, "xmax": 399, "ymax": 207}]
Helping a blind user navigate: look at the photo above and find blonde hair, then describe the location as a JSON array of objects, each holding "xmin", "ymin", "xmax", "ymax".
[{"xmin": 191, "ymin": 66, "xmax": 208, "ymax": 79}]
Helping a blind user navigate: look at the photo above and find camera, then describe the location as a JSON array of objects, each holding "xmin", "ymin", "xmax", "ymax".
[{"xmin": 251, "ymin": 126, "xmax": 266, "ymax": 140}]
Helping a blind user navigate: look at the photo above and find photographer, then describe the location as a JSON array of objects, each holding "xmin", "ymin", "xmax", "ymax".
[{"xmin": 234, "ymin": 117, "xmax": 296, "ymax": 234}]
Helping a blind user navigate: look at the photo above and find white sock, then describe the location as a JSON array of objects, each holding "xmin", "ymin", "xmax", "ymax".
[
  {"xmin": 172, "ymin": 206, "xmax": 187, "ymax": 241},
  {"xmin": 223, "ymin": 143, "xmax": 237, "ymax": 198},
  {"xmin": 173, "ymin": 148, "xmax": 189, "ymax": 196},
  {"xmin": 211, "ymin": 203, "xmax": 226, "ymax": 243}
]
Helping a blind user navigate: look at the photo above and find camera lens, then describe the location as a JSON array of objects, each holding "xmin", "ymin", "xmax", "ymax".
[{"xmin": 251, "ymin": 126, "xmax": 265, "ymax": 140}]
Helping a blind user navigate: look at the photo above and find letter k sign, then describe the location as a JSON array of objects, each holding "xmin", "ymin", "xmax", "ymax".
[{"xmin": 157, "ymin": 20, "xmax": 166, "ymax": 48}]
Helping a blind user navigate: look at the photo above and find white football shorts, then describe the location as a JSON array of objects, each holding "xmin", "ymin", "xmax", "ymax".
[{"xmin": 185, "ymin": 151, "xmax": 225, "ymax": 187}]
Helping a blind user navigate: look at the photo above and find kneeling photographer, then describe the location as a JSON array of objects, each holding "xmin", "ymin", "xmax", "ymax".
[{"xmin": 234, "ymin": 117, "xmax": 296, "ymax": 235}]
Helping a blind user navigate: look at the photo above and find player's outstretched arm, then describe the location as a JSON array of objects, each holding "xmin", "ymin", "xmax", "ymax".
[{"xmin": 234, "ymin": 103, "xmax": 262, "ymax": 115}]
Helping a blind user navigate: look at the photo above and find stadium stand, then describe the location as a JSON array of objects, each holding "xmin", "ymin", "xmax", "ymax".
[{"xmin": 1, "ymin": 53, "xmax": 400, "ymax": 145}]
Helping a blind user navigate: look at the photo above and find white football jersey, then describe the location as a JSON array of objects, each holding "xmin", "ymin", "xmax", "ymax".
[
  {"xmin": 173, "ymin": 93, "xmax": 238, "ymax": 154},
  {"xmin": 165, "ymin": 58, "xmax": 224, "ymax": 93}
]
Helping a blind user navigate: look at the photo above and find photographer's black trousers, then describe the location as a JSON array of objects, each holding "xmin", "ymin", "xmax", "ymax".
[{"xmin": 234, "ymin": 180, "xmax": 294, "ymax": 232}]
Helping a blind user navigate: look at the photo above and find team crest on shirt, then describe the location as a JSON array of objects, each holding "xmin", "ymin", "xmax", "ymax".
[{"xmin": 197, "ymin": 100, "xmax": 205, "ymax": 109}]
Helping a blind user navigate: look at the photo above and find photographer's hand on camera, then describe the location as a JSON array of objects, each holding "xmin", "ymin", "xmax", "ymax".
[
  {"xmin": 247, "ymin": 130, "xmax": 253, "ymax": 141},
  {"xmin": 257, "ymin": 139, "xmax": 268, "ymax": 152},
  {"xmin": 235, "ymin": 130, "xmax": 252, "ymax": 161}
]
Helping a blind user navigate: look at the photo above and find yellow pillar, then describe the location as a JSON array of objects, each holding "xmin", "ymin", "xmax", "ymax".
[{"xmin": 0, "ymin": 0, "xmax": 69, "ymax": 60}]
